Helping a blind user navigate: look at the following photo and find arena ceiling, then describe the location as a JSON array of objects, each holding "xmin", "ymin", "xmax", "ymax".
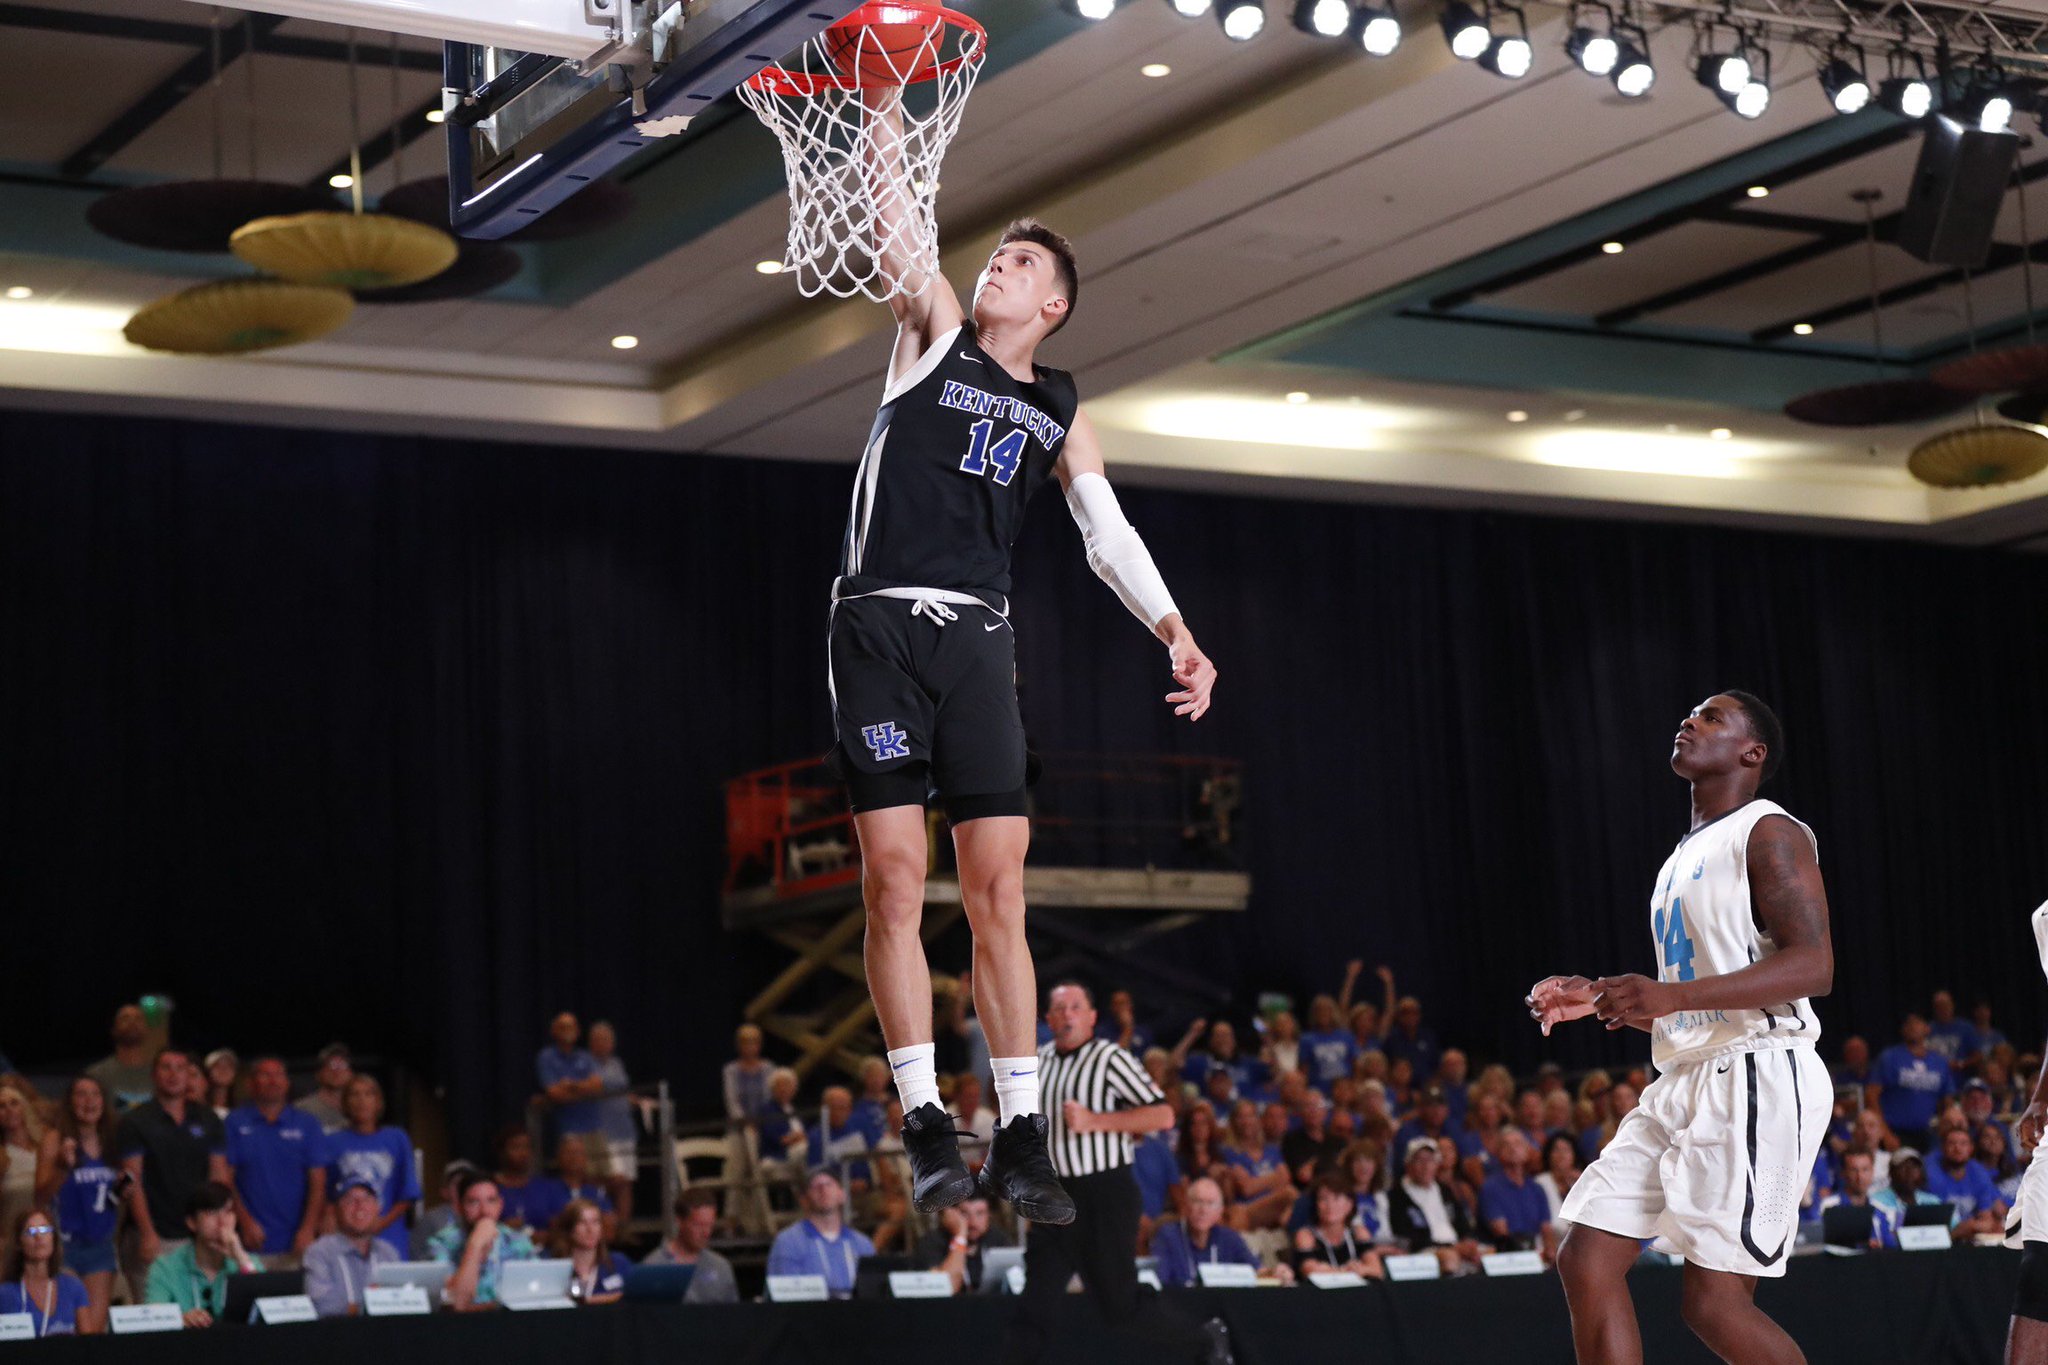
[{"xmin": 6, "ymin": 0, "xmax": 2048, "ymax": 546}]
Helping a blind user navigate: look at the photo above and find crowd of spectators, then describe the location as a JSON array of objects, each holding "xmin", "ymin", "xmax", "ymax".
[{"xmin": 0, "ymin": 975, "xmax": 2036, "ymax": 1334}]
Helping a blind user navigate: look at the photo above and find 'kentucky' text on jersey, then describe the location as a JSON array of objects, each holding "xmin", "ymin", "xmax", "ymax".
[{"xmin": 840, "ymin": 323, "xmax": 1077, "ymax": 598}]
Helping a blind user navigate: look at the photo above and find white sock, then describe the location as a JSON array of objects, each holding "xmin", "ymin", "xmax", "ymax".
[
  {"xmin": 887, "ymin": 1043, "xmax": 941, "ymax": 1114},
  {"xmin": 992, "ymin": 1056, "xmax": 1041, "ymax": 1124}
]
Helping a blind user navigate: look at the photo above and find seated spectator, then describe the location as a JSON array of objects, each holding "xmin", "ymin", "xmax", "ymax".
[
  {"xmin": 1098, "ymin": 989, "xmax": 1154, "ymax": 1054},
  {"xmin": 766, "ymin": 1168, "xmax": 874, "ymax": 1299},
  {"xmin": 1220, "ymin": 1100, "xmax": 1293, "ymax": 1231},
  {"xmin": 1471, "ymin": 1064, "xmax": 1516, "ymax": 1109},
  {"xmin": 180, "ymin": 1056, "xmax": 211, "ymax": 1116},
  {"xmin": 1141, "ymin": 1047, "xmax": 1179, "ymax": 1103},
  {"xmin": 1984, "ymin": 1057, "xmax": 2026, "ymax": 1121},
  {"xmin": 1262, "ymin": 1010, "xmax": 1302, "ymax": 1077},
  {"xmin": 1201, "ymin": 1067, "xmax": 1239, "ymax": 1120},
  {"xmin": 0, "ymin": 1084, "xmax": 42, "ymax": 1241},
  {"xmin": 430, "ymin": 1171, "xmax": 537, "ymax": 1310},
  {"xmin": 1478, "ymin": 1129, "xmax": 1548, "ymax": 1252},
  {"xmin": 1532, "ymin": 1061, "xmax": 1566, "ymax": 1099},
  {"xmin": 1871, "ymin": 1015, "xmax": 1955, "ymax": 1149},
  {"xmin": 1337, "ymin": 961, "xmax": 1393, "ymax": 1042},
  {"xmin": 1336, "ymin": 1141, "xmax": 1392, "ymax": 1244},
  {"xmin": 223, "ymin": 1055, "xmax": 325, "ymax": 1264},
  {"xmin": 947, "ymin": 1072, "xmax": 996, "ymax": 1167},
  {"xmin": 1382, "ymin": 988, "xmax": 1442, "ymax": 1082},
  {"xmin": 117, "ymin": 1048, "xmax": 230, "ymax": 1288},
  {"xmin": 1355, "ymin": 1080, "xmax": 1395, "ymax": 1148},
  {"xmin": 1974, "ymin": 1003, "xmax": 2010, "ymax": 1058},
  {"xmin": 584, "ymin": 1022, "xmax": 638, "ymax": 1225},
  {"xmin": 1393, "ymin": 1084, "xmax": 1461, "ymax": 1161},
  {"xmin": 1962, "ymin": 1080, "xmax": 2012, "ymax": 1153},
  {"xmin": 1831, "ymin": 1035, "xmax": 1875, "ymax": 1089},
  {"xmin": 1873, "ymin": 1148, "xmax": 1949, "ymax": 1230},
  {"xmin": 1177, "ymin": 1021, "xmax": 1268, "ymax": 1099},
  {"xmin": 490, "ymin": 1124, "xmax": 541, "ymax": 1229},
  {"xmin": 85, "ymin": 1005, "xmax": 155, "ymax": 1112},
  {"xmin": 1177, "ymin": 1102, "xmax": 1226, "ymax": 1195},
  {"xmin": 1513, "ymin": 1090, "xmax": 1546, "ymax": 1153},
  {"xmin": 757, "ymin": 1069, "xmax": 809, "ymax": 1167},
  {"xmin": 1, "ymin": 1211, "xmax": 92, "ymax": 1336},
  {"xmin": 1292, "ymin": 1174, "xmax": 1383, "ymax": 1279},
  {"xmin": 849, "ymin": 1058, "xmax": 891, "ymax": 1149},
  {"xmin": 1283, "ymin": 1091, "xmax": 1343, "ymax": 1184},
  {"xmin": 202, "ymin": 1051, "xmax": 240, "ymax": 1121},
  {"xmin": 1300, "ymin": 996, "xmax": 1359, "ymax": 1093},
  {"xmin": 1923, "ymin": 1124, "xmax": 2006, "ymax": 1234},
  {"xmin": 546, "ymin": 1199, "xmax": 629, "ymax": 1304},
  {"xmin": 914, "ymin": 1193, "xmax": 1014, "ymax": 1293},
  {"xmin": 1434, "ymin": 1050, "xmax": 1471, "ymax": 1128},
  {"xmin": 1534, "ymin": 1132, "xmax": 1581, "ymax": 1228},
  {"xmin": 1152, "ymin": 1177, "xmax": 1293, "ymax": 1286},
  {"xmin": 1979, "ymin": 1123, "xmax": 2021, "ymax": 1205},
  {"xmin": 1849, "ymin": 1109, "xmax": 1896, "ymax": 1190},
  {"xmin": 806, "ymin": 1086, "xmax": 873, "ymax": 1189},
  {"xmin": 44, "ymin": 1077, "xmax": 119, "ymax": 1332},
  {"xmin": 143, "ymin": 1182, "xmax": 262, "ymax": 1328},
  {"xmin": 1457, "ymin": 1092, "xmax": 1509, "ymax": 1178},
  {"xmin": 1386, "ymin": 1057, "xmax": 1418, "ymax": 1115},
  {"xmin": 723, "ymin": 1025, "xmax": 772, "ymax": 1124},
  {"xmin": 641, "ymin": 1188, "xmax": 739, "ymax": 1303},
  {"xmin": 323, "ymin": 1074, "xmax": 421, "ymax": 1259},
  {"xmin": 411, "ymin": 1159, "xmax": 480, "ymax": 1260},
  {"xmin": 294, "ymin": 1045, "xmax": 353, "ymax": 1135},
  {"xmin": 1818, "ymin": 1149, "xmax": 1898, "ymax": 1250},
  {"xmin": 1926, "ymin": 991, "xmax": 1981, "ymax": 1073},
  {"xmin": 526, "ymin": 1135, "xmax": 613, "ymax": 1236},
  {"xmin": 302, "ymin": 1176, "xmax": 399, "ymax": 1317},
  {"xmin": 1387, "ymin": 1138, "xmax": 1486, "ymax": 1274}
]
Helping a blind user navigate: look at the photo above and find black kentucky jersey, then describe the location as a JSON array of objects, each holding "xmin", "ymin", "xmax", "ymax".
[{"xmin": 839, "ymin": 323, "xmax": 1078, "ymax": 597}]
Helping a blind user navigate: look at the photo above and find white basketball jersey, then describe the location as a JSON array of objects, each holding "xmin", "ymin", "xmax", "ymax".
[
  {"xmin": 1648, "ymin": 798, "xmax": 1822, "ymax": 1071},
  {"xmin": 2033, "ymin": 901, "xmax": 2048, "ymax": 986}
]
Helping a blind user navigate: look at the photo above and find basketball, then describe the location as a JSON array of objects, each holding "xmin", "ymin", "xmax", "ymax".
[{"xmin": 825, "ymin": 10, "xmax": 943, "ymax": 86}]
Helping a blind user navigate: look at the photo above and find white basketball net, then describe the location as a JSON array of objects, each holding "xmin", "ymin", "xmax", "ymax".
[{"xmin": 739, "ymin": 7, "xmax": 984, "ymax": 301}]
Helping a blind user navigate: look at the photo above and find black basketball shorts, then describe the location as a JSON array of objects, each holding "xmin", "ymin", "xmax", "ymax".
[{"xmin": 826, "ymin": 592, "xmax": 1028, "ymax": 822}]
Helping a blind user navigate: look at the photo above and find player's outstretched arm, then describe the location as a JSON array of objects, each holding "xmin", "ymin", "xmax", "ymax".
[
  {"xmin": 1055, "ymin": 411, "xmax": 1216, "ymax": 721},
  {"xmin": 859, "ymin": 88, "xmax": 963, "ymax": 365},
  {"xmin": 1590, "ymin": 814, "xmax": 1833, "ymax": 1030}
]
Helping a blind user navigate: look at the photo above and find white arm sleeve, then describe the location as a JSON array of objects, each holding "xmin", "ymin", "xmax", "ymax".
[{"xmin": 1065, "ymin": 471, "xmax": 1179, "ymax": 631}]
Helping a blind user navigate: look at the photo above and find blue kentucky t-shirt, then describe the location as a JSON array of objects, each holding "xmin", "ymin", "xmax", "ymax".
[{"xmin": 324, "ymin": 1126, "xmax": 424, "ymax": 1257}]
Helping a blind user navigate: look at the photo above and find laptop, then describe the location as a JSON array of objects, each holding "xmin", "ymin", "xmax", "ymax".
[
  {"xmin": 496, "ymin": 1260, "xmax": 576, "ymax": 1311},
  {"xmin": 975, "ymin": 1246, "xmax": 1024, "ymax": 1295},
  {"xmin": 621, "ymin": 1264, "xmax": 696, "ymax": 1303},
  {"xmin": 1820, "ymin": 1203, "xmax": 1875, "ymax": 1248},
  {"xmin": 368, "ymin": 1261, "xmax": 453, "ymax": 1302},
  {"xmin": 221, "ymin": 1270, "xmax": 306, "ymax": 1325},
  {"xmin": 1903, "ymin": 1202, "xmax": 1956, "ymax": 1228}
]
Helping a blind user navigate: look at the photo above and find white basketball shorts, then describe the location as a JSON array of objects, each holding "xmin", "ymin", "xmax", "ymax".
[
  {"xmin": 2006, "ymin": 1138, "xmax": 2047, "ymax": 1248},
  {"xmin": 1559, "ymin": 1045, "xmax": 1830, "ymax": 1277}
]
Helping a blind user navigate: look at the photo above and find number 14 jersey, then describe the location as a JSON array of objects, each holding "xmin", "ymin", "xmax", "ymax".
[
  {"xmin": 1648, "ymin": 798, "xmax": 1822, "ymax": 1072},
  {"xmin": 839, "ymin": 323, "xmax": 1077, "ymax": 599}
]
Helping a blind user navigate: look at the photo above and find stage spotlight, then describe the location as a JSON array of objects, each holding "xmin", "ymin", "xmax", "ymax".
[
  {"xmin": 1695, "ymin": 51, "xmax": 1749, "ymax": 96},
  {"xmin": 1820, "ymin": 53, "xmax": 1871, "ymax": 115},
  {"xmin": 1441, "ymin": 0, "xmax": 1491, "ymax": 60},
  {"xmin": 1567, "ymin": 24, "xmax": 1618, "ymax": 76},
  {"xmin": 1878, "ymin": 72, "xmax": 1932, "ymax": 118},
  {"xmin": 1293, "ymin": 0, "xmax": 1351, "ymax": 37},
  {"xmin": 1610, "ymin": 29, "xmax": 1653, "ymax": 95},
  {"xmin": 1355, "ymin": 6, "xmax": 1401, "ymax": 54},
  {"xmin": 1169, "ymin": 0, "xmax": 1212, "ymax": 16},
  {"xmin": 1478, "ymin": 5, "xmax": 1531, "ymax": 77},
  {"xmin": 1954, "ymin": 84, "xmax": 2013, "ymax": 133},
  {"xmin": 1727, "ymin": 75, "xmax": 1770, "ymax": 119},
  {"xmin": 1069, "ymin": 0, "xmax": 1115, "ymax": 19},
  {"xmin": 1217, "ymin": 0, "xmax": 1265, "ymax": 39}
]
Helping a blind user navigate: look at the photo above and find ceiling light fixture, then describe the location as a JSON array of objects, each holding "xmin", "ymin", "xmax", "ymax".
[
  {"xmin": 328, "ymin": 173, "xmax": 354, "ymax": 189},
  {"xmin": 1293, "ymin": 0, "xmax": 1352, "ymax": 37},
  {"xmin": 1478, "ymin": 4, "xmax": 1533, "ymax": 78},
  {"xmin": 1877, "ymin": 47, "xmax": 1934, "ymax": 119},
  {"xmin": 611, "ymin": 334, "xmax": 639, "ymax": 349},
  {"xmin": 1818, "ymin": 44, "xmax": 1871, "ymax": 115},
  {"xmin": 1069, "ymin": 0, "xmax": 1116, "ymax": 20},
  {"xmin": 1440, "ymin": 0, "xmax": 1491, "ymax": 60},
  {"xmin": 1601, "ymin": 240, "xmax": 1624, "ymax": 254},
  {"xmin": 1746, "ymin": 185, "xmax": 1770, "ymax": 199},
  {"xmin": 3, "ymin": 286, "xmax": 31, "ymax": 300},
  {"xmin": 1168, "ymin": 0, "xmax": 1212, "ymax": 16},
  {"xmin": 1565, "ymin": 3, "xmax": 1618, "ymax": 76},
  {"xmin": 1792, "ymin": 322, "xmax": 1814, "ymax": 335},
  {"xmin": 1141, "ymin": 61, "xmax": 1172, "ymax": 76},
  {"xmin": 1609, "ymin": 24, "xmax": 1654, "ymax": 96},
  {"xmin": 1217, "ymin": 0, "xmax": 1266, "ymax": 40},
  {"xmin": 1285, "ymin": 390, "xmax": 1311, "ymax": 404},
  {"xmin": 1354, "ymin": 5, "xmax": 1401, "ymax": 54}
]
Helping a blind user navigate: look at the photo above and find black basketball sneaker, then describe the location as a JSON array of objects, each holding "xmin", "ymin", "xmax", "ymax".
[
  {"xmin": 900, "ymin": 1102, "xmax": 977, "ymax": 1214},
  {"xmin": 979, "ymin": 1113, "xmax": 1076, "ymax": 1225}
]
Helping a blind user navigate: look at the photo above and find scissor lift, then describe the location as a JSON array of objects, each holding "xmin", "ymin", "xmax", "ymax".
[{"xmin": 722, "ymin": 755, "xmax": 1250, "ymax": 1082}]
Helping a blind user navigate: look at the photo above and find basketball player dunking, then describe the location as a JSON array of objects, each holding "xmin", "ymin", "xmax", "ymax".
[
  {"xmin": 1528, "ymin": 692, "xmax": 1834, "ymax": 1365},
  {"xmin": 827, "ymin": 89, "xmax": 1218, "ymax": 1224}
]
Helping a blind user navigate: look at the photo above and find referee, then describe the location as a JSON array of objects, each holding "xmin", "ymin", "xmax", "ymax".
[{"xmin": 1004, "ymin": 981, "xmax": 1224, "ymax": 1365}]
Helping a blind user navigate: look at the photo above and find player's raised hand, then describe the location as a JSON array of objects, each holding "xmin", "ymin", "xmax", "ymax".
[
  {"xmin": 1525, "ymin": 975, "xmax": 1597, "ymax": 1036},
  {"xmin": 1166, "ymin": 631, "xmax": 1216, "ymax": 721},
  {"xmin": 1591, "ymin": 974, "xmax": 1677, "ymax": 1030}
]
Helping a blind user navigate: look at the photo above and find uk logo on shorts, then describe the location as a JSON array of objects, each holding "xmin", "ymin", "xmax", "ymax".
[{"xmin": 862, "ymin": 722, "xmax": 911, "ymax": 761}]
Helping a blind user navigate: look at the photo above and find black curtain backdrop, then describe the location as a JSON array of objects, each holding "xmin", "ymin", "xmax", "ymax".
[{"xmin": 5, "ymin": 405, "xmax": 2047, "ymax": 1155}]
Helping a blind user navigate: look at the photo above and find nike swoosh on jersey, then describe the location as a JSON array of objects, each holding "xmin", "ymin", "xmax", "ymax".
[
  {"xmin": 959, "ymin": 352, "xmax": 982, "ymax": 364},
  {"xmin": 985, "ymin": 621, "xmax": 1005, "ymax": 631}
]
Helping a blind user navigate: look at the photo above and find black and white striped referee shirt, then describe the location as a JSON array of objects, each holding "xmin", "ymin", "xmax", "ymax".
[{"xmin": 1037, "ymin": 1037, "xmax": 1167, "ymax": 1178}]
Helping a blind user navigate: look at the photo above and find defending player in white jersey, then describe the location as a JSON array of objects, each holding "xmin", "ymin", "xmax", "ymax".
[
  {"xmin": 2002, "ymin": 901, "xmax": 2048, "ymax": 1363},
  {"xmin": 1528, "ymin": 691, "xmax": 1834, "ymax": 1365}
]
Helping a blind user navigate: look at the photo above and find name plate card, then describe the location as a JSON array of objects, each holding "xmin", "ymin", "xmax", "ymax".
[
  {"xmin": 109, "ymin": 1304, "xmax": 185, "ymax": 1334},
  {"xmin": 1383, "ymin": 1253, "xmax": 1443, "ymax": 1282},
  {"xmin": 1482, "ymin": 1251, "xmax": 1547, "ymax": 1277},
  {"xmin": 1005, "ymin": 1265, "xmax": 1027, "ymax": 1296},
  {"xmin": 0, "ymin": 1315, "xmax": 34, "ymax": 1341},
  {"xmin": 1136, "ymin": 1269, "xmax": 1162, "ymax": 1291},
  {"xmin": 1194, "ymin": 1262, "xmax": 1259, "ymax": 1288},
  {"xmin": 888, "ymin": 1271, "xmax": 953, "ymax": 1299},
  {"xmin": 765, "ymin": 1274, "xmax": 830, "ymax": 1303},
  {"xmin": 363, "ymin": 1285, "xmax": 432, "ymax": 1316},
  {"xmin": 252, "ymin": 1295, "xmax": 318, "ymax": 1324},
  {"xmin": 1899, "ymin": 1224, "xmax": 1951, "ymax": 1252},
  {"xmin": 1307, "ymin": 1271, "xmax": 1369, "ymax": 1289}
]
